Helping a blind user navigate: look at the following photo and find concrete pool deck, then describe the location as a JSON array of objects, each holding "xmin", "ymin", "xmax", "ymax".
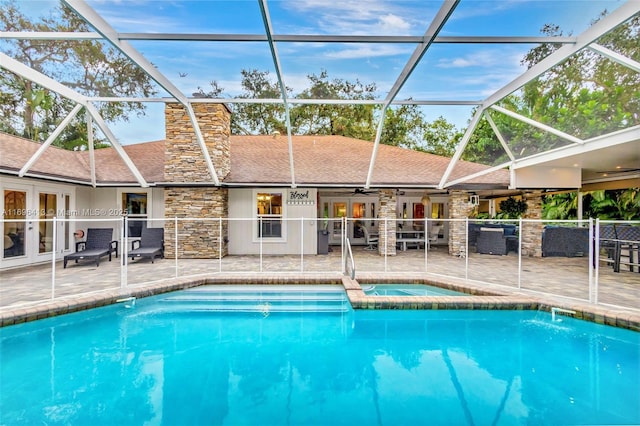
[{"xmin": 1, "ymin": 247, "xmax": 639, "ymax": 330}]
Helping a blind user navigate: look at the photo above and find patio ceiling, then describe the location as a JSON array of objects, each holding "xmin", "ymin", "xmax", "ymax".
[{"xmin": 1, "ymin": 0, "xmax": 639, "ymax": 190}]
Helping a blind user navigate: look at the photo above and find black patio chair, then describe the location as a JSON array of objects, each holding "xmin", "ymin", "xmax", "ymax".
[
  {"xmin": 615, "ymin": 225, "xmax": 640, "ymax": 273},
  {"xmin": 128, "ymin": 227, "xmax": 164, "ymax": 263},
  {"xmin": 598, "ymin": 224, "xmax": 619, "ymax": 270},
  {"xmin": 63, "ymin": 228, "xmax": 118, "ymax": 268}
]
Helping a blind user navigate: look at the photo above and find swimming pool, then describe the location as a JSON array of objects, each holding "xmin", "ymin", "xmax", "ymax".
[
  {"xmin": 362, "ymin": 283, "xmax": 466, "ymax": 296},
  {"xmin": 1, "ymin": 286, "xmax": 638, "ymax": 425}
]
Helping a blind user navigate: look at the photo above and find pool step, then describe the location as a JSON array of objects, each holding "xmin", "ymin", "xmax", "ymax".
[{"xmin": 159, "ymin": 285, "xmax": 351, "ymax": 313}]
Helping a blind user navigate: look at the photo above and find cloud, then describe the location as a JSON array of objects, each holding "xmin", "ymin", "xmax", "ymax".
[
  {"xmin": 436, "ymin": 49, "xmax": 525, "ymax": 70},
  {"xmin": 281, "ymin": 0, "xmax": 427, "ymax": 35},
  {"xmin": 324, "ymin": 44, "xmax": 413, "ymax": 60},
  {"xmin": 378, "ymin": 14, "xmax": 412, "ymax": 32}
]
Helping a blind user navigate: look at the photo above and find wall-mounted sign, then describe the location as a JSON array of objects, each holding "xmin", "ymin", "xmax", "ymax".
[{"xmin": 287, "ymin": 189, "xmax": 315, "ymax": 205}]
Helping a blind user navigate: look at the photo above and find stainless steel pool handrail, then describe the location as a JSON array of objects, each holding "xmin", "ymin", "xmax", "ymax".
[{"xmin": 344, "ymin": 237, "xmax": 356, "ymax": 280}]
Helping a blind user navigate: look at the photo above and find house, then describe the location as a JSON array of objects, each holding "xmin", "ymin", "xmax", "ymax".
[{"xmin": 0, "ymin": 103, "xmax": 539, "ymax": 268}]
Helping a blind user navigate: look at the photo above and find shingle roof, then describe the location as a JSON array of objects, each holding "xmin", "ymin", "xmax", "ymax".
[
  {"xmin": 229, "ymin": 135, "xmax": 509, "ymax": 187},
  {"xmin": 0, "ymin": 132, "xmax": 90, "ymax": 182},
  {"xmin": 0, "ymin": 132, "xmax": 509, "ymax": 188},
  {"xmin": 0, "ymin": 133, "xmax": 164, "ymax": 184}
]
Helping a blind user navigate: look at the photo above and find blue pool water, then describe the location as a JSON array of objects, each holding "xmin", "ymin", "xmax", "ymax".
[
  {"xmin": 1, "ymin": 285, "xmax": 639, "ymax": 425},
  {"xmin": 362, "ymin": 283, "xmax": 466, "ymax": 296}
]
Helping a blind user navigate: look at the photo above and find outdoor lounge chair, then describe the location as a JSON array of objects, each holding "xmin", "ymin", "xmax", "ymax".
[
  {"xmin": 128, "ymin": 227, "xmax": 164, "ymax": 263},
  {"xmin": 63, "ymin": 228, "xmax": 118, "ymax": 268}
]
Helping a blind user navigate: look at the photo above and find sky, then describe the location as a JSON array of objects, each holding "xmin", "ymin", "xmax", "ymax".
[{"xmin": 13, "ymin": 0, "xmax": 626, "ymax": 144}]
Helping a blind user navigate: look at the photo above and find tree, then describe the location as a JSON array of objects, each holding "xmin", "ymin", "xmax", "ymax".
[
  {"xmin": 230, "ymin": 69, "xmax": 288, "ymax": 135},
  {"xmin": 291, "ymin": 70, "xmax": 377, "ymax": 141},
  {"xmin": 463, "ymin": 12, "xmax": 639, "ymax": 165},
  {"xmin": 0, "ymin": 0, "xmax": 156, "ymax": 149},
  {"xmin": 228, "ymin": 69, "xmax": 462, "ymax": 150},
  {"xmin": 381, "ymin": 105, "xmax": 426, "ymax": 149},
  {"xmin": 419, "ymin": 116, "xmax": 462, "ymax": 156}
]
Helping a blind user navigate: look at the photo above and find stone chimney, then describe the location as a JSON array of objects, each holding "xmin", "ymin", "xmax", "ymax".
[
  {"xmin": 164, "ymin": 103, "xmax": 231, "ymax": 182},
  {"xmin": 163, "ymin": 103, "xmax": 231, "ymax": 258}
]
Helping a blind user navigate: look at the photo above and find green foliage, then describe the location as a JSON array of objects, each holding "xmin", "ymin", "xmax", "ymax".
[
  {"xmin": 228, "ymin": 69, "xmax": 460, "ymax": 151},
  {"xmin": 0, "ymin": 0, "xmax": 157, "ymax": 149},
  {"xmin": 542, "ymin": 189, "xmax": 640, "ymax": 220},
  {"xmin": 496, "ymin": 197, "xmax": 527, "ymax": 219},
  {"xmin": 462, "ymin": 13, "xmax": 639, "ymax": 165},
  {"xmin": 584, "ymin": 189, "xmax": 640, "ymax": 220},
  {"xmin": 230, "ymin": 69, "xmax": 288, "ymax": 135},
  {"xmin": 542, "ymin": 192, "xmax": 578, "ymax": 220}
]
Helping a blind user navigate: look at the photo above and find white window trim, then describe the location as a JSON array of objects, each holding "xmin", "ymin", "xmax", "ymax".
[
  {"xmin": 117, "ymin": 188, "xmax": 152, "ymax": 218},
  {"xmin": 253, "ymin": 189, "xmax": 286, "ymax": 243}
]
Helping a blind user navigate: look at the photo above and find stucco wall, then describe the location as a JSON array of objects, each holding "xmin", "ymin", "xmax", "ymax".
[{"xmin": 228, "ymin": 188, "xmax": 318, "ymax": 255}]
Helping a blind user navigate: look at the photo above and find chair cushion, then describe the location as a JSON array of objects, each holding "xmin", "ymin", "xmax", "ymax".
[{"xmin": 480, "ymin": 227, "xmax": 504, "ymax": 234}]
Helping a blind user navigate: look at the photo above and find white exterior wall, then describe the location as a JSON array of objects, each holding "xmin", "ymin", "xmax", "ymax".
[
  {"xmin": 228, "ymin": 188, "xmax": 318, "ymax": 255},
  {"xmin": 73, "ymin": 186, "xmax": 165, "ymax": 241}
]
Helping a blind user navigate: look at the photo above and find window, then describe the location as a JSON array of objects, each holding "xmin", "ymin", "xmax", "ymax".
[
  {"xmin": 257, "ymin": 192, "xmax": 282, "ymax": 238},
  {"xmin": 122, "ymin": 191, "xmax": 148, "ymax": 237},
  {"xmin": 3, "ymin": 190, "xmax": 26, "ymax": 258},
  {"xmin": 39, "ymin": 192, "xmax": 57, "ymax": 253}
]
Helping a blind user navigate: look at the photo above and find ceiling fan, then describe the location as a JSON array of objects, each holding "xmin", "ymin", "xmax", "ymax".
[{"xmin": 351, "ymin": 188, "xmax": 376, "ymax": 195}]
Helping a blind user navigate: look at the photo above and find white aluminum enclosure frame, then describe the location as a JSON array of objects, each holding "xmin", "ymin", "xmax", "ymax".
[{"xmin": 0, "ymin": 0, "xmax": 637, "ymax": 189}]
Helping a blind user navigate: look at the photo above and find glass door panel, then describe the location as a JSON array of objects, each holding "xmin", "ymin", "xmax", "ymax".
[
  {"xmin": 63, "ymin": 194, "xmax": 70, "ymax": 251},
  {"xmin": 3, "ymin": 190, "xmax": 26, "ymax": 258},
  {"xmin": 39, "ymin": 192, "xmax": 57, "ymax": 253},
  {"xmin": 330, "ymin": 201, "xmax": 347, "ymax": 243},
  {"xmin": 352, "ymin": 202, "xmax": 365, "ymax": 240}
]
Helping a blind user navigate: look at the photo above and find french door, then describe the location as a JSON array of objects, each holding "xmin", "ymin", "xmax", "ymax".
[
  {"xmin": 2, "ymin": 182, "xmax": 73, "ymax": 268},
  {"xmin": 324, "ymin": 198, "xmax": 377, "ymax": 245}
]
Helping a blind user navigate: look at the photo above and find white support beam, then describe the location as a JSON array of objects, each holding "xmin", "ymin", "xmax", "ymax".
[
  {"xmin": 366, "ymin": 0, "xmax": 460, "ymax": 188},
  {"xmin": 62, "ymin": 0, "xmax": 220, "ymax": 185},
  {"xmin": 86, "ymin": 111, "xmax": 96, "ymax": 187},
  {"xmin": 364, "ymin": 109, "xmax": 388, "ymax": 189},
  {"xmin": 442, "ymin": 161, "xmax": 513, "ymax": 188},
  {"xmin": 85, "ymin": 103, "xmax": 148, "ymax": 187},
  {"xmin": 511, "ymin": 125, "xmax": 640, "ymax": 170},
  {"xmin": 490, "ymin": 105, "xmax": 584, "ymax": 145},
  {"xmin": 19, "ymin": 104, "xmax": 84, "ymax": 176},
  {"xmin": 482, "ymin": 1, "xmax": 640, "ymax": 108},
  {"xmin": 484, "ymin": 111, "xmax": 516, "ymax": 161},
  {"xmin": 259, "ymin": 0, "xmax": 296, "ymax": 188},
  {"xmin": 0, "ymin": 31, "xmax": 578, "ymax": 45},
  {"xmin": 87, "ymin": 97, "xmax": 484, "ymax": 106},
  {"xmin": 383, "ymin": 0, "xmax": 460, "ymax": 107},
  {"xmin": 438, "ymin": 107, "xmax": 484, "ymax": 189},
  {"xmin": 0, "ymin": 53, "xmax": 87, "ymax": 105},
  {"xmin": 588, "ymin": 43, "xmax": 640, "ymax": 73}
]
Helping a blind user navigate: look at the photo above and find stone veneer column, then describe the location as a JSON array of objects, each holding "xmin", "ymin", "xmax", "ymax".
[
  {"xmin": 164, "ymin": 188, "xmax": 228, "ymax": 258},
  {"xmin": 521, "ymin": 191, "xmax": 543, "ymax": 257},
  {"xmin": 163, "ymin": 103, "xmax": 231, "ymax": 258},
  {"xmin": 448, "ymin": 191, "xmax": 475, "ymax": 256},
  {"xmin": 377, "ymin": 189, "xmax": 397, "ymax": 256}
]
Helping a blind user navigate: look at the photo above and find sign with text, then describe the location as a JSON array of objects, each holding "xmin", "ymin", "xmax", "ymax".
[{"xmin": 287, "ymin": 189, "xmax": 315, "ymax": 205}]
